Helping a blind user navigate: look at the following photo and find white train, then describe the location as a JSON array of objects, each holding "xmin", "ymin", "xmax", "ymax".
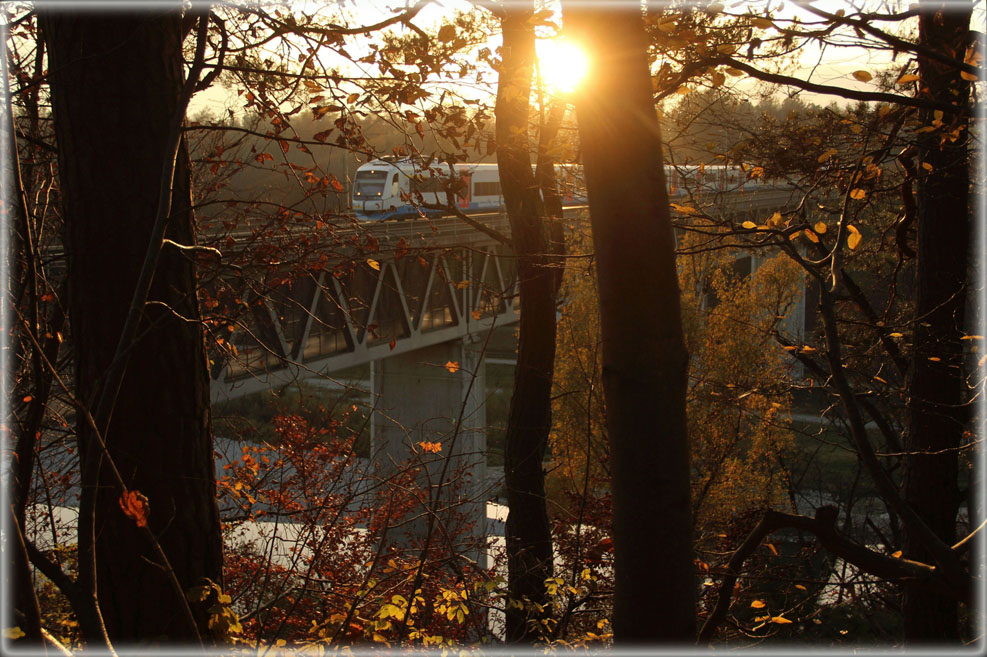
[{"xmin": 351, "ymin": 157, "xmax": 776, "ymax": 221}]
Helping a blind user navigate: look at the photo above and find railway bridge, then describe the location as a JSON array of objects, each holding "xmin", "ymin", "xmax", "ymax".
[{"xmin": 207, "ymin": 186, "xmax": 803, "ymax": 552}]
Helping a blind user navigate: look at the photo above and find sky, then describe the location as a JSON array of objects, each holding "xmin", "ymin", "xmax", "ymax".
[{"xmin": 188, "ymin": 0, "xmax": 985, "ymax": 120}]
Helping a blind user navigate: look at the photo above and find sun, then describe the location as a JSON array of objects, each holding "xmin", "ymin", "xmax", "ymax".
[{"xmin": 536, "ymin": 38, "xmax": 590, "ymax": 94}]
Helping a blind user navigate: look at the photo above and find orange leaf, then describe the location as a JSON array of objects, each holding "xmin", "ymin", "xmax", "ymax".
[
  {"xmin": 770, "ymin": 615, "xmax": 793, "ymax": 624},
  {"xmin": 119, "ymin": 489, "xmax": 149, "ymax": 528},
  {"xmin": 445, "ymin": 361, "xmax": 459, "ymax": 373},
  {"xmin": 418, "ymin": 441, "xmax": 442, "ymax": 454},
  {"xmin": 750, "ymin": 600, "xmax": 766, "ymax": 609}
]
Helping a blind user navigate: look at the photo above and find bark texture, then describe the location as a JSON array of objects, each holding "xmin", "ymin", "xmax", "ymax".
[
  {"xmin": 902, "ymin": 0, "xmax": 972, "ymax": 642},
  {"xmin": 40, "ymin": 10, "xmax": 223, "ymax": 643},
  {"xmin": 497, "ymin": 5, "xmax": 556, "ymax": 643},
  {"xmin": 564, "ymin": 3, "xmax": 697, "ymax": 644}
]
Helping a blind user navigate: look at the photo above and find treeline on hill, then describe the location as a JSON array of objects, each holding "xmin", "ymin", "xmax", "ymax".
[{"xmin": 4, "ymin": 0, "xmax": 980, "ymax": 653}]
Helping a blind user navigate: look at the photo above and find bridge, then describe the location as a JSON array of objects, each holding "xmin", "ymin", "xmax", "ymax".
[{"xmin": 206, "ymin": 186, "xmax": 804, "ymax": 555}]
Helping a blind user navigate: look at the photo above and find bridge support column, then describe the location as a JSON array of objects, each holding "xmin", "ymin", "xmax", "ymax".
[{"xmin": 370, "ymin": 337, "xmax": 488, "ymax": 565}]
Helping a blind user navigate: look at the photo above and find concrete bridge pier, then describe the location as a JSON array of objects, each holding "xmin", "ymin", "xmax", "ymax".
[{"xmin": 370, "ymin": 336, "xmax": 489, "ymax": 566}]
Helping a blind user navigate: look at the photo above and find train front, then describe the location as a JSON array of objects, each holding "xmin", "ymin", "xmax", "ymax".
[{"xmin": 352, "ymin": 161, "xmax": 401, "ymax": 221}]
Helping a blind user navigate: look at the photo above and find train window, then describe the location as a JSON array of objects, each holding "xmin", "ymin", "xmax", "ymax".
[
  {"xmin": 473, "ymin": 181, "xmax": 501, "ymax": 196},
  {"xmin": 354, "ymin": 170, "xmax": 387, "ymax": 197},
  {"xmin": 411, "ymin": 177, "xmax": 444, "ymax": 194}
]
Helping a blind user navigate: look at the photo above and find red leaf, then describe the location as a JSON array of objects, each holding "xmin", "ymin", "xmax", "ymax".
[{"xmin": 119, "ymin": 489, "xmax": 149, "ymax": 528}]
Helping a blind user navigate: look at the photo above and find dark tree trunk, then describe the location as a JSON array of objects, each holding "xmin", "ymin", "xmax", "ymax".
[
  {"xmin": 496, "ymin": 5, "xmax": 556, "ymax": 643},
  {"xmin": 902, "ymin": 0, "xmax": 972, "ymax": 642},
  {"xmin": 40, "ymin": 10, "xmax": 223, "ymax": 643},
  {"xmin": 564, "ymin": 3, "xmax": 697, "ymax": 644}
]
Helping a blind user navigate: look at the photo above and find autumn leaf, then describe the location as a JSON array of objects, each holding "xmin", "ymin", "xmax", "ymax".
[
  {"xmin": 852, "ymin": 70, "xmax": 873, "ymax": 82},
  {"xmin": 804, "ymin": 229, "xmax": 819, "ymax": 243},
  {"xmin": 670, "ymin": 203, "xmax": 699, "ymax": 215},
  {"xmin": 418, "ymin": 441, "xmax": 442, "ymax": 454},
  {"xmin": 847, "ymin": 224, "xmax": 862, "ymax": 250},
  {"xmin": 119, "ymin": 489, "xmax": 149, "ymax": 528},
  {"xmin": 329, "ymin": 174, "xmax": 344, "ymax": 193},
  {"xmin": 813, "ymin": 221, "xmax": 827, "ymax": 234},
  {"xmin": 367, "ymin": 258, "xmax": 380, "ymax": 271},
  {"xmin": 438, "ymin": 24, "xmax": 456, "ymax": 43},
  {"xmin": 849, "ymin": 188, "xmax": 866, "ymax": 200},
  {"xmin": 750, "ymin": 600, "xmax": 766, "ymax": 609},
  {"xmin": 741, "ymin": 221, "xmax": 757, "ymax": 229},
  {"xmin": 445, "ymin": 361, "xmax": 459, "ymax": 373},
  {"xmin": 4, "ymin": 627, "xmax": 26, "ymax": 639},
  {"xmin": 817, "ymin": 148, "xmax": 838, "ymax": 163},
  {"xmin": 770, "ymin": 615, "xmax": 793, "ymax": 624},
  {"xmin": 896, "ymin": 73, "xmax": 920, "ymax": 85}
]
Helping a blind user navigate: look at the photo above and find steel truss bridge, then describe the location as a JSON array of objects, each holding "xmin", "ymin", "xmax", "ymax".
[{"xmin": 209, "ymin": 187, "xmax": 799, "ymax": 404}]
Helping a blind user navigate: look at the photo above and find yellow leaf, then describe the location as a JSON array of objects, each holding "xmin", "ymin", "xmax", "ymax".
[
  {"xmin": 850, "ymin": 124, "xmax": 863, "ymax": 134},
  {"xmin": 897, "ymin": 73, "xmax": 920, "ymax": 85},
  {"xmin": 741, "ymin": 221, "xmax": 757, "ymax": 229},
  {"xmin": 961, "ymin": 335, "xmax": 984, "ymax": 340},
  {"xmin": 711, "ymin": 71, "xmax": 726, "ymax": 87},
  {"xmin": 750, "ymin": 600, "xmax": 766, "ymax": 609},
  {"xmin": 889, "ymin": 332, "xmax": 904, "ymax": 338},
  {"xmin": 765, "ymin": 542, "xmax": 778, "ymax": 556},
  {"xmin": 928, "ymin": 356, "xmax": 941, "ymax": 362},
  {"xmin": 670, "ymin": 203, "xmax": 699, "ymax": 215},
  {"xmin": 367, "ymin": 258, "xmax": 380, "ymax": 271},
  {"xmin": 751, "ymin": 17, "xmax": 773, "ymax": 29},
  {"xmin": 817, "ymin": 148, "xmax": 838, "ymax": 163},
  {"xmin": 849, "ymin": 188, "xmax": 866, "ymax": 200},
  {"xmin": 795, "ymin": 584, "xmax": 807, "ymax": 591},
  {"xmin": 770, "ymin": 615, "xmax": 793, "ymax": 624},
  {"xmin": 813, "ymin": 221, "xmax": 827, "ymax": 234},
  {"xmin": 804, "ymin": 229, "xmax": 819, "ymax": 243},
  {"xmin": 847, "ymin": 224, "xmax": 862, "ymax": 250},
  {"xmin": 921, "ymin": 162, "xmax": 934, "ymax": 171},
  {"xmin": 4, "ymin": 627, "xmax": 26, "ymax": 640},
  {"xmin": 852, "ymin": 70, "xmax": 873, "ymax": 82},
  {"xmin": 347, "ymin": 92, "xmax": 359, "ymax": 104}
]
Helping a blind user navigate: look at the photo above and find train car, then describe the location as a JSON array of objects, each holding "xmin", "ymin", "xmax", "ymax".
[{"xmin": 351, "ymin": 158, "xmax": 776, "ymax": 221}]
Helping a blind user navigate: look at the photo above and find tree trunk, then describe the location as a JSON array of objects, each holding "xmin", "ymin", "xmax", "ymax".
[
  {"xmin": 902, "ymin": 0, "xmax": 972, "ymax": 642},
  {"xmin": 40, "ymin": 10, "xmax": 223, "ymax": 642},
  {"xmin": 496, "ymin": 5, "xmax": 556, "ymax": 643},
  {"xmin": 564, "ymin": 3, "xmax": 697, "ymax": 644}
]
